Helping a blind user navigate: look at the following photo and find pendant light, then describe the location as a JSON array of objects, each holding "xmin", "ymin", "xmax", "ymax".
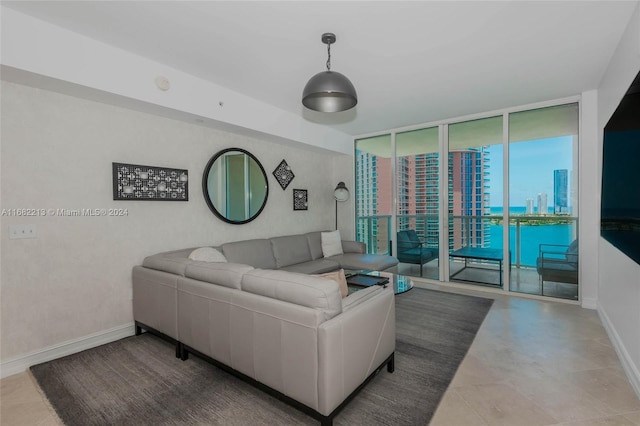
[{"xmin": 302, "ymin": 33, "xmax": 357, "ymax": 113}]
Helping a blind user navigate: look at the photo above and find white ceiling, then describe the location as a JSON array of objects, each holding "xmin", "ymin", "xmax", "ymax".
[{"xmin": 2, "ymin": 1, "xmax": 636, "ymax": 136}]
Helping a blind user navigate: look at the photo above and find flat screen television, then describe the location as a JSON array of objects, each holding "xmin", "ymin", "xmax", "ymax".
[{"xmin": 600, "ymin": 69, "xmax": 640, "ymax": 265}]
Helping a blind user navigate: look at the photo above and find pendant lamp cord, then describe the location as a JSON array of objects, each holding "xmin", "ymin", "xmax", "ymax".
[{"xmin": 326, "ymin": 42, "xmax": 332, "ymax": 71}]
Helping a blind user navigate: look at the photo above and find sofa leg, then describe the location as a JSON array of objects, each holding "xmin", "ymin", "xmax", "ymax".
[
  {"xmin": 135, "ymin": 324, "xmax": 143, "ymax": 336},
  {"xmin": 387, "ymin": 352, "xmax": 395, "ymax": 373},
  {"xmin": 320, "ymin": 417, "xmax": 333, "ymax": 426},
  {"xmin": 179, "ymin": 344, "xmax": 189, "ymax": 361},
  {"xmin": 175, "ymin": 342, "xmax": 182, "ymax": 359}
]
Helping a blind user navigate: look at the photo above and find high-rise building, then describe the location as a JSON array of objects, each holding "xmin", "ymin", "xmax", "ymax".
[
  {"xmin": 526, "ymin": 198, "xmax": 534, "ymax": 214},
  {"xmin": 537, "ymin": 193, "xmax": 548, "ymax": 215},
  {"xmin": 355, "ymin": 150, "xmax": 392, "ymax": 253},
  {"xmin": 554, "ymin": 169, "xmax": 569, "ymax": 214},
  {"xmin": 449, "ymin": 149, "xmax": 490, "ymax": 248},
  {"xmin": 396, "ymin": 153, "xmax": 441, "ymax": 246},
  {"xmin": 356, "ymin": 147, "xmax": 489, "ymax": 251}
]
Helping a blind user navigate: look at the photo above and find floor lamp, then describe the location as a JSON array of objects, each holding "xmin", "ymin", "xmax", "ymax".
[{"xmin": 333, "ymin": 182, "xmax": 349, "ymax": 230}]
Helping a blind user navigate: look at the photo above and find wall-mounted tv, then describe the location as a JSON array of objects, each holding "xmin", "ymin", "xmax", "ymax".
[{"xmin": 601, "ymin": 69, "xmax": 640, "ymax": 265}]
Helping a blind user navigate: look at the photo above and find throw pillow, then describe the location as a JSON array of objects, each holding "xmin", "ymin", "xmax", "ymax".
[
  {"xmin": 314, "ymin": 269, "xmax": 349, "ymax": 298},
  {"xmin": 321, "ymin": 230, "xmax": 343, "ymax": 258},
  {"xmin": 188, "ymin": 247, "xmax": 227, "ymax": 263}
]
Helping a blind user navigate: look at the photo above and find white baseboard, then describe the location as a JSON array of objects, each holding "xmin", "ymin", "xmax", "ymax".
[
  {"xmin": 598, "ymin": 306, "xmax": 640, "ymax": 399},
  {"xmin": 581, "ymin": 297, "xmax": 598, "ymax": 310},
  {"xmin": 0, "ymin": 323, "xmax": 135, "ymax": 379}
]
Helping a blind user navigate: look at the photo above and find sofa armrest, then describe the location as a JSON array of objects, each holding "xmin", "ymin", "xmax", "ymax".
[
  {"xmin": 317, "ymin": 286, "xmax": 395, "ymax": 415},
  {"xmin": 341, "ymin": 240, "xmax": 366, "ymax": 254},
  {"xmin": 132, "ymin": 266, "xmax": 179, "ymax": 340}
]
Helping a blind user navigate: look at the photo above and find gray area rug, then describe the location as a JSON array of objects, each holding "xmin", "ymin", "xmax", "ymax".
[{"xmin": 31, "ymin": 288, "xmax": 493, "ymax": 425}]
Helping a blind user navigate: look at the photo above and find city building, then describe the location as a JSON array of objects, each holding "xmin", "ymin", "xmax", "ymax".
[
  {"xmin": 537, "ymin": 192, "xmax": 548, "ymax": 215},
  {"xmin": 554, "ymin": 168, "xmax": 569, "ymax": 213},
  {"xmin": 357, "ymin": 147, "xmax": 490, "ymax": 251},
  {"xmin": 526, "ymin": 198, "xmax": 534, "ymax": 214}
]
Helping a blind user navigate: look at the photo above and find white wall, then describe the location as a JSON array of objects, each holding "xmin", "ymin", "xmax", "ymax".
[
  {"xmin": 596, "ymin": 1, "xmax": 640, "ymax": 397},
  {"xmin": 0, "ymin": 6, "xmax": 353, "ymax": 155},
  {"xmin": 579, "ymin": 89, "xmax": 599, "ymax": 309},
  {"xmin": 0, "ymin": 81, "xmax": 351, "ymax": 373}
]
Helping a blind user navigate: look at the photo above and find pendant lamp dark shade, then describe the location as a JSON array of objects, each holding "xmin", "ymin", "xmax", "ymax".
[{"xmin": 302, "ymin": 33, "xmax": 357, "ymax": 113}]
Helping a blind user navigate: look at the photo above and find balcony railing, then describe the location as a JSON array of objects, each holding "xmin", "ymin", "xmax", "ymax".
[{"xmin": 356, "ymin": 214, "xmax": 578, "ymax": 268}]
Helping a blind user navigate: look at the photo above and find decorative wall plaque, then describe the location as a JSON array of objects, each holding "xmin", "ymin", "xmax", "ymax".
[
  {"xmin": 113, "ymin": 162, "xmax": 188, "ymax": 201},
  {"xmin": 293, "ymin": 189, "xmax": 308, "ymax": 211},
  {"xmin": 272, "ymin": 159, "xmax": 295, "ymax": 190}
]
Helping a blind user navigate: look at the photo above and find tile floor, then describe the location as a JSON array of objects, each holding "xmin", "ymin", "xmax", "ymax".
[
  {"xmin": 423, "ymin": 282, "xmax": 640, "ymax": 426},
  {"xmin": 0, "ymin": 370, "xmax": 61, "ymax": 425},
  {"xmin": 1, "ymin": 283, "xmax": 639, "ymax": 425},
  {"xmin": 399, "ymin": 260, "xmax": 579, "ymax": 300}
]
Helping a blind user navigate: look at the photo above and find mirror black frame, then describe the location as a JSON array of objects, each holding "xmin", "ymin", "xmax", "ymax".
[{"xmin": 202, "ymin": 148, "xmax": 269, "ymax": 224}]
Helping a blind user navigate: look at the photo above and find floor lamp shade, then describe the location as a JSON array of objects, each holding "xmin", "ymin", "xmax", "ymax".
[
  {"xmin": 334, "ymin": 182, "xmax": 349, "ymax": 201},
  {"xmin": 334, "ymin": 182, "xmax": 349, "ymax": 230}
]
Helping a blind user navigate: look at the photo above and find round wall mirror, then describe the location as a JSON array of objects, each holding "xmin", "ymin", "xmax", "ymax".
[{"xmin": 202, "ymin": 148, "xmax": 269, "ymax": 224}]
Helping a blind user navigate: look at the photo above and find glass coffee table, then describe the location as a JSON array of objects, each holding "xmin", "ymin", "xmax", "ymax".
[{"xmin": 345, "ymin": 270, "xmax": 413, "ymax": 295}]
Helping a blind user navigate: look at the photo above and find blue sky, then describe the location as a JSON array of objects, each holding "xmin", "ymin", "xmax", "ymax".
[{"xmin": 488, "ymin": 136, "xmax": 574, "ymax": 207}]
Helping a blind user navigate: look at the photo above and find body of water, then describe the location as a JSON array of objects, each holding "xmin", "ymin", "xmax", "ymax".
[{"xmin": 486, "ymin": 206, "xmax": 576, "ymax": 267}]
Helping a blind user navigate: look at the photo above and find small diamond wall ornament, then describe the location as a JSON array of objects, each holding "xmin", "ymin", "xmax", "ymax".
[{"xmin": 273, "ymin": 159, "xmax": 295, "ymax": 190}]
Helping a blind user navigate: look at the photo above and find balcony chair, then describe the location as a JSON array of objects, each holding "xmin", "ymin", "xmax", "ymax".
[
  {"xmin": 396, "ymin": 230, "xmax": 439, "ymax": 276},
  {"xmin": 536, "ymin": 240, "xmax": 578, "ymax": 291}
]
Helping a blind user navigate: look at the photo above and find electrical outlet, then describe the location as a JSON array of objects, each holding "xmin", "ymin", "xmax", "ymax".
[{"xmin": 9, "ymin": 224, "xmax": 37, "ymax": 239}]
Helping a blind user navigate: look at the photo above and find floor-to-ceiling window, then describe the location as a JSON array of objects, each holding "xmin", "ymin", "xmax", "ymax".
[
  {"xmin": 355, "ymin": 134, "xmax": 392, "ymax": 255},
  {"xmin": 508, "ymin": 103, "xmax": 579, "ymax": 300},
  {"xmin": 395, "ymin": 127, "xmax": 440, "ymax": 280},
  {"xmin": 448, "ymin": 116, "xmax": 504, "ymax": 287},
  {"xmin": 354, "ymin": 100, "xmax": 580, "ymax": 301}
]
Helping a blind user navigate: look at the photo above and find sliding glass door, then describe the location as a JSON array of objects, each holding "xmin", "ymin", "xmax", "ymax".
[
  {"xmin": 355, "ymin": 135, "xmax": 392, "ymax": 255},
  {"xmin": 448, "ymin": 116, "xmax": 504, "ymax": 287},
  {"xmin": 354, "ymin": 100, "xmax": 580, "ymax": 301},
  {"xmin": 508, "ymin": 103, "xmax": 579, "ymax": 300},
  {"xmin": 395, "ymin": 127, "xmax": 440, "ymax": 280}
]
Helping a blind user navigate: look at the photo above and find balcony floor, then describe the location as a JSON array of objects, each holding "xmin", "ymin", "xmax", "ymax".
[{"xmin": 397, "ymin": 260, "xmax": 579, "ymax": 300}]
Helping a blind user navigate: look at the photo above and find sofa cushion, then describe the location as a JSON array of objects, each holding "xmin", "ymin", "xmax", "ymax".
[
  {"xmin": 271, "ymin": 235, "xmax": 312, "ymax": 268},
  {"xmin": 329, "ymin": 253, "xmax": 398, "ymax": 271},
  {"xmin": 321, "ymin": 230, "xmax": 344, "ymax": 257},
  {"xmin": 305, "ymin": 231, "xmax": 325, "ymax": 260},
  {"xmin": 342, "ymin": 285, "xmax": 384, "ymax": 311},
  {"xmin": 341, "ymin": 240, "xmax": 366, "ymax": 254},
  {"xmin": 142, "ymin": 248, "xmax": 199, "ymax": 276},
  {"xmin": 222, "ymin": 239, "xmax": 277, "ymax": 269},
  {"xmin": 188, "ymin": 247, "xmax": 227, "ymax": 263},
  {"xmin": 241, "ymin": 269, "xmax": 342, "ymax": 321},
  {"xmin": 280, "ymin": 259, "xmax": 340, "ymax": 274},
  {"xmin": 185, "ymin": 262, "xmax": 254, "ymax": 289},
  {"xmin": 313, "ymin": 269, "xmax": 348, "ymax": 298}
]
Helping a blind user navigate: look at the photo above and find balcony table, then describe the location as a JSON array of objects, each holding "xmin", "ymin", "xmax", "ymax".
[{"xmin": 449, "ymin": 247, "xmax": 505, "ymax": 287}]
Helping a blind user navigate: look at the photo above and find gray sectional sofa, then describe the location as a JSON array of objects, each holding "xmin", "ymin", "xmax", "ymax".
[{"xmin": 132, "ymin": 231, "xmax": 398, "ymax": 425}]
